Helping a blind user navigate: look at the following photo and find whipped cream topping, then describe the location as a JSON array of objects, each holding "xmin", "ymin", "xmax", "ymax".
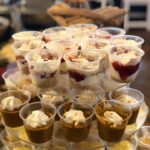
[
  {"xmin": 116, "ymin": 94, "xmax": 138, "ymax": 105},
  {"xmin": 26, "ymin": 110, "xmax": 49, "ymax": 128},
  {"xmin": 64, "ymin": 109, "xmax": 86, "ymax": 127},
  {"xmin": 1, "ymin": 96, "xmax": 22, "ymax": 111},
  {"xmin": 112, "ymin": 39, "xmax": 137, "ymax": 46},
  {"xmin": 103, "ymin": 111, "xmax": 123, "ymax": 127}
]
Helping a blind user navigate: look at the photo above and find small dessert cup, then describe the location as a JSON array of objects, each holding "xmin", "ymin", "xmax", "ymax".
[
  {"xmin": 12, "ymin": 40, "xmax": 45, "ymax": 74},
  {"xmin": 12, "ymin": 31, "xmax": 42, "ymax": 42},
  {"xmin": 19, "ymin": 102, "xmax": 56, "ymax": 144},
  {"xmin": 108, "ymin": 45, "xmax": 145, "ymax": 83},
  {"xmin": 109, "ymin": 88, "xmax": 144, "ymax": 124},
  {"xmin": 135, "ymin": 126, "xmax": 150, "ymax": 150},
  {"xmin": 64, "ymin": 50, "xmax": 103, "ymax": 89},
  {"xmin": 0, "ymin": 90, "xmax": 31, "ymax": 128},
  {"xmin": 42, "ymin": 27, "xmax": 71, "ymax": 43},
  {"xmin": 58, "ymin": 101, "xmax": 94, "ymax": 142},
  {"xmin": 25, "ymin": 49, "xmax": 62, "ymax": 89},
  {"xmin": 94, "ymin": 100, "xmax": 132, "ymax": 142},
  {"xmin": 95, "ymin": 27, "xmax": 126, "ymax": 39},
  {"xmin": 111, "ymin": 35, "xmax": 144, "ymax": 48}
]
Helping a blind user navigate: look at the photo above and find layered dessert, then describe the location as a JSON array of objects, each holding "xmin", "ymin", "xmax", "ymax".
[
  {"xmin": 12, "ymin": 40, "xmax": 45, "ymax": 74},
  {"xmin": 43, "ymin": 27, "xmax": 71, "ymax": 43},
  {"xmin": 110, "ymin": 88, "xmax": 144, "ymax": 124},
  {"xmin": 20, "ymin": 102, "xmax": 56, "ymax": 144},
  {"xmin": 64, "ymin": 50, "xmax": 104, "ymax": 89},
  {"xmin": 94, "ymin": 100, "xmax": 131, "ymax": 142},
  {"xmin": 12, "ymin": 31, "xmax": 42, "ymax": 41},
  {"xmin": 25, "ymin": 49, "xmax": 62, "ymax": 89},
  {"xmin": 0, "ymin": 90, "xmax": 30, "ymax": 128},
  {"xmin": 58, "ymin": 102, "xmax": 94, "ymax": 142},
  {"xmin": 108, "ymin": 46, "xmax": 144, "ymax": 82}
]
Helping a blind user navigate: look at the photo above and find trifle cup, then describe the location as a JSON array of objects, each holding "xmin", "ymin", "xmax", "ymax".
[
  {"xmin": 58, "ymin": 101, "xmax": 94, "ymax": 142},
  {"xmin": 12, "ymin": 40, "xmax": 45, "ymax": 74},
  {"xmin": 64, "ymin": 50, "xmax": 104, "ymax": 89},
  {"xmin": 95, "ymin": 27, "xmax": 126, "ymax": 39},
  {"xmin": 94, "ymin": 100, "xmax": 132, "ymax": 142},
  {"xmin": 0, "ymin": 90, "xmax": 31, "ymax": 128},
  {"xmin": 111, "ymin": 35, "xmax": 144, "ymax": 48},
  {"xmin": 25, "ymin": 48, "xmax": 62, "ymax": 89},
  {"xmin": 19, "ymin": 102, "xmax": 56, "ymax": 144},
  {"xmin": 12, "ymin": 31, "xmax": 42, "ymax": 42},
  {"xmin": 42, "ymin": 27, "xmax": 71, "ymax": 43},
  {"xmin": 109, "ymin": 88, "xmax": 144, "ymax": 124},
  {"xmin": 108, "ymin": 45, "xmax": 145, "ymax": 83}
]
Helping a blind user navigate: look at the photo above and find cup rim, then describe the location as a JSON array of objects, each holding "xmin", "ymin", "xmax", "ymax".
[
  {"xmin": 2, "ymin": 68, "xmax": 18, "ymax": 80},
  {"xmin": 0, "ymin": 89, "xmax": 31, "ymax": 110},
  {"xmin": 19, "ymin": 102, "xmax": 57, "ymax": 122},
  {"xmin": 57, "ymin": 101, "xmax": 94, "ymax": 121},
  {"xmin": 70, "ymin": 23, "xmax": 98, "ymax": 30},
  {"xmin": 135, "ymin": 126, "xmax": 150, "ymax": 148}
]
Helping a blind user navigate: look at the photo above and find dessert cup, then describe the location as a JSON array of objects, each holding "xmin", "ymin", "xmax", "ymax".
[
  {"xmin": 12, "ymin": 40, "xmax": 45, "ymax": 74},
  {"xmin": 109, "ymin": 88, "xmax": 144, "ymax": 124},
  {"xmin": 12, "ymin": 31, "xmax": 42, "ymax": 42},
  {"xmin": 42, "ymin": 27, "xmax": 71, "ymax": 43},
  {"xmin": 19, "ymin": 102, "xmax": 56, "ymax": 144},
  {"xmin": 95, "ymin": 27, "xmax": 126, "ymax": 39},
  {"xmin": 0, "ymin": 90, "xmax": 31, "ymax": 128},
  {"xmin": 94, "ymin": 100, "xmax": 132, "ymax": 142},
  {"xmin": 111, "ymin": 35, "xmax": 144, "ymax": 48},
  {"xmin": 135, "ymin": 126, "xmax": 150, "ymax": 150},
  {"xmin": 64, "ymin": 50, "xmax": 105, "ymax": 89},
  {"xmin": 25, "ymin": 49, "xmax": 62, "ymax": 89},
  {"xmin": 108, "ymin": 45, "xmax": 144, "ymax": 83},
  {"xmin": 58, "ymin": 101, "xmax": 94, "ymax": 142}
]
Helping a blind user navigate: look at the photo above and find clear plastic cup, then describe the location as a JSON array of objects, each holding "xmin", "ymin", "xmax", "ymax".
[
  {"xmin": 70, "ymin": 24, "xmax": 98, "ymax": 31},
  {"xmin": 64, "ymin": 50, "xmax": 102, "ymax": 89},
  {"xmin": 42, "ymin": 27, "xmax": 71, "ymax": 43},
  {"xmin": 12, "ymin": 40, "xmax": 45, "ymax": 74},
  {"xmin": 12, "ymin": 31, "xmax": 42, "ymax": 42},
  {"xmin": 95, "ymin": 27, "xmax": 126, "ymax": 39},
  {"xmin": 25, "ymin": 49, "xmax": 62, "ymax": 89},
  {"xmin": 0, "ymin": 90, "xmax": 31, "ymax": 128},
  {"xmin": 111, "ymin": 35, "xmax": 144, "ymax": 48},
  {"xmin": 58, "ymin": 101, "xmax": 94, "ymax": 142},
  {"xmin": 108, "ymin": 45, "xmax": 145, "ymax": 83},
  {"xmin": 94, "ymin": 100, "xmax": 132, "ymax": 142},
  {"xmin": 109, "ymin": 88, "xmax": 144, "ymax": 124},
  {"xmin": 19, "ymin": 102, "xmax": 56, "ymax": 144},
  {"xmin": 135, "ymin": 126, "xmax": 150, "ymax": 150}
]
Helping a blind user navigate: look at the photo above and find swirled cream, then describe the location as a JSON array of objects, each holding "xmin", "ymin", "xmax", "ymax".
[
  {"xmin": 64, "ymin": 109, "xmax": 86, "ymax": 127},
  {"xmin": 112, "ymin": 39, "xmax": 137, "ymax": 46},
  {"xmin": 1, "ymin": 96, "xmax": 22, "ymax": 111},
  {"xmin": 103, "ymin": 111, "xmax": 123, "ymax": 127},
  {"xmin": 26, "ymin": 110, "xmax": 49, "ymax": 128}
]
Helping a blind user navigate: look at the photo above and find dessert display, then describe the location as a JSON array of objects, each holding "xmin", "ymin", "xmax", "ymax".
[
  {"xmin": 12, "ymin": 40, "xmax": 45, "ymax": 74},
  {"xmin": 25, "ymin": 49, "xmax": 62, "ymax": 89},
  {"xmin": 19, "ymin": 102, "xmax": 56, "ymax": 144},
  {"xmin": 95, "ymin": 27, "xmax": 126, "ymax": 39},
  {"xmin": 108, "ymin": 45, "xmax": 144, "ymax": 82},
  {"xmin": 111, "ymin": 35, "xmax": 144, "ymax": 48},
  {"xmin": 42, "ymin": 27, "xmax": 71, "ymax": 43},
  {"xmin": 58, "ymin": 101, "xmax": 94, "ymax": 142},
  {"xmin": 12, "ymin": 31, "xmax": 42, "ymax": 42},
  {"xmin": 0, "ymin": 90, "xmax": 31, "ymax": 128},
  {"xmin": 94, "ymin": 100, "xmax": 131, "ymax": 142},
  {"xmin": 109, "ymin": 88, "xmax": 144, "ymax": 124}
]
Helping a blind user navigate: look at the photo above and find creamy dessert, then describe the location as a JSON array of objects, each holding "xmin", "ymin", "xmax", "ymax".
[
  {"xmin": 95, "ymin": 100, "xmax": 131, "ymax": 142},
  {"xmin": 112, "ymin": 39, "xmax": 137, "ymax": 46},
  {"xmin": 25, "ymin": 49, "xmax": 62, "ymax": 89},
  {"xmin": 12, "ymin": 40, "xmax": 45, "ymax": 74},
  {"xmin": 108, "ymin": 46, "xmax": 144, "ymax": 82},
  {"xmin": 43, "ymin": 27, "xmax": 71, "ymax": 43},
  {"xmin": 0, "ymin": 90, "xmax": 30, "ymax": 128},
  {"xmin": 140, "ymin": 136, "xmax": 150, "ymax": 146},
  {"xmin": 12, "ymin": 31, "xmax": 42, "ymax": 41},
  {"xmin": 58, "ymin": 102, "xmax": 94, "ymax": 142},
  {"xmin": 20, "ymin": 102, "xmax": 56, "ymax": 143}
]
